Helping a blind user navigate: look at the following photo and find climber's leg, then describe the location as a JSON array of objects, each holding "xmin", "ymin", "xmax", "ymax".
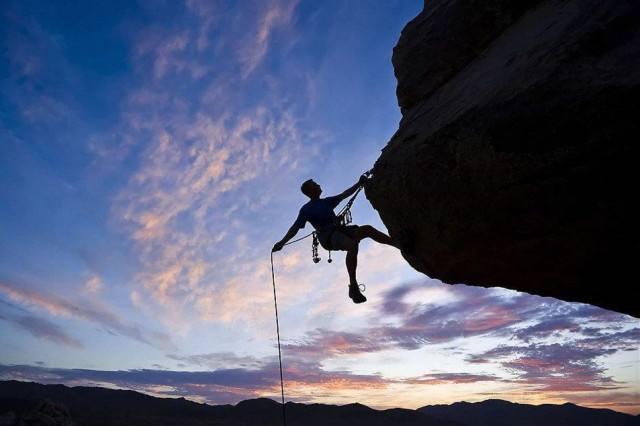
[
  {"xmin": 324, "ymin": 227, "xmax": 366, "ymax": 303},
  {"xmin": 354, "ymin": 224, "xmax": 396, "ymax": 247},
  {"xmin": 344, "ymin": 237, "xmax": 359, "ymax": 286},
  {"xmin": 342, "ymin": 236, "xmax": 366, "ymax": 303}
]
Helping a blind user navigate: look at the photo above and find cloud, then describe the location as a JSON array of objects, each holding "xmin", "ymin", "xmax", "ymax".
[
  {"xmin": 283, "ymin": 328, "xmax": 387, "ymax": 359},
  {"xmin": 185, "ymin": 0, "xmax": 218, "ymax": 51},
  {"xmin": 512, "ymin": 317, "xmax": 580, "ymax": 342},
  {"xmin": 167, "ymin": 352, "xmax": 265, "ymax": 370},
  {"xmin": 0, "ymin": 360, "xmax": 388, "ymax": 405},
  {"xmin": 131, "ymin": 0, "xmax": 298, "ymax": 83},
  {"xmin": 402, "ymin": 372, "xmax": 499, "ymax": 385},
  {"xmin": 379, "ymin": 283, "xmax": 416, "ymax": 316},
  {"xmin": 504, "ymin": 349, "xmax": 619, "ymax": 391},
  {"xmin": 237, "ymin": 0, "xmax": 299, "ymax": 78},
  {"xmin": 467, "ymin": 328, "xmax": 640, "ymax": 392},
  {"xmin": 0, "ymin": 308, "xmax": 82, "ymax": 349},
  {"xmin": 136, "ymin": 274, "xmax": 638, "ymax": 407},
  {"xmin": 0, "ymin": 281, "xmax": 172, "ymax": 349},
  {"xmin": 372, "ymin": 282, "xmax": 637, "ymax": 351},
  {"xmin": 134, "ymin": 21, "xmax": 206, "ymax": 81},
  {"xmin": 83, "ymin": 275, "xmax": 103, "ymax": 294},
  {"xmin": 576, "ymin": 327, "xmax": 640, "ymax": 351},
  {"xmin": 112, "ymin": 80, "xmax": 308, "ymax": 328},
  {"xmin": 282, "ymin": 280, "xmax": 639, "ymax": 397},
  {"xmin": 285, "ymin": 281, "xmax": 546, "ymax": 357},
  {"xmin": 552, "ymin": 391, "xmax": 640, "ymax": 414},
  {"xmin": 50, "ymin": 0, "xmax": 310, "ymax": 335}
]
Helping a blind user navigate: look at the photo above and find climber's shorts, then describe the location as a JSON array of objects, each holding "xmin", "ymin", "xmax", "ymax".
[{"xmin": 318, "ymin": 225, "xmax": 360, "ymax": 251}]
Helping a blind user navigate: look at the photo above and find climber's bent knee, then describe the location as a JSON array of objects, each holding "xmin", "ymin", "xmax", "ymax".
[
  {"xmin": 353, "ymin": 224, "xmax": 374, "ymax": 240},
  {"xmin": 318, "ymin": 225, "xmax": 359, "ymax": 251}
]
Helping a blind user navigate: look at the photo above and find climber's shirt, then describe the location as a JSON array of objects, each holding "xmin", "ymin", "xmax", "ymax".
[
  {"xmin": 293, "ymin": 195, "xmax": 360, "ymax": 251},
  {"xmin": 293, "ymin": 195, "xmax": 342, "ymax": 232}
]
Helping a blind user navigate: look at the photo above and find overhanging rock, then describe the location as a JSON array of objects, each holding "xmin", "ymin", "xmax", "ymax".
[{"xmin": 367, "ymin": 0, "xmax": 640, "ymax": 318}]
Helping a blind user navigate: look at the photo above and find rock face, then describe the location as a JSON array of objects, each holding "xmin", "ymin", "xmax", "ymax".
[{"xmin": 367, "ymin": 0, "xmax": 640, "ymax": 317}]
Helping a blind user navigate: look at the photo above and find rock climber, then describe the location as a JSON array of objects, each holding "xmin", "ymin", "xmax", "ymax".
[{"xmin": 272, "ymin": 174, "xmax": 397, "ymax": 304}]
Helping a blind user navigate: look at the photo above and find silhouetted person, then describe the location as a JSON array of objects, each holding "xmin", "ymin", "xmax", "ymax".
[{"xmin": 272, "ymin": 175, "xmax": 397, "ymax": 303}]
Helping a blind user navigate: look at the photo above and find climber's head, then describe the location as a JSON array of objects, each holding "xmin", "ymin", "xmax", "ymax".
[{"xmin": 301, "ymin": 179, "xmax": 322, "ymax": 199}]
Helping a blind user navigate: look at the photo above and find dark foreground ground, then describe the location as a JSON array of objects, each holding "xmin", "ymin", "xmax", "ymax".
[{"xmin": 0, "ymin": 380, "xmax": 638, "ymax": 425}]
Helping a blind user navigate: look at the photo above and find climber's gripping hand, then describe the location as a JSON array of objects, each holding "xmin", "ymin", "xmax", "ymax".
[
  {"xmin": 358, "ymin": 173, "xmax": 370, "ymax": 186},
  {"xmin": 272, "ymin": 241, "xmax": 285, "ymax": 253}
]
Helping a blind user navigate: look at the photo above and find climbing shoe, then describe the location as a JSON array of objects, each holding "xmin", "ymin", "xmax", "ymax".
[{"xmin": 348, "ymin": 284, "xmax": 367, "ymax": 304}]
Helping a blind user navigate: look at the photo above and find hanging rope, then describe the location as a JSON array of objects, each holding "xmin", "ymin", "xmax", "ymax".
[
  {"xmin": 270, "ymin": 252, "xmax": 287, "ymax": 426},
  {"xmin": 267, "ymin": 225, "xmax": 322, "ymax": 426}
]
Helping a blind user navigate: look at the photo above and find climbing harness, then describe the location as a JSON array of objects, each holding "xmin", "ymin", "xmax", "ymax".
[{"xmin": 268, "ymin": 171, "xmax": 372, "ymax": 426}]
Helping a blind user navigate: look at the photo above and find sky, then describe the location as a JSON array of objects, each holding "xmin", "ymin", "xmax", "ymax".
[{"xmin": 1, "ymin": 0, "xmax": 639, "ymax": 415}]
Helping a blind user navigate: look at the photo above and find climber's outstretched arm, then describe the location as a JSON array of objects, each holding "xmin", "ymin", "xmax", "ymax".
[
  {"xmin": 334, "ymin": 175, "xmax": 367, "ymax": 202},
  {"xmin": 272, "ymin": 224, "xmax": 300, "ymax": 252}
]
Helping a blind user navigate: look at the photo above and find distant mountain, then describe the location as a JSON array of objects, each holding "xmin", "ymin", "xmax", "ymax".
[
  {"xmin": 0, "ymin": 380, "xmax": 638, "ymax": 426},
  {"xmin": 419, "ymin": 398, "xmax": 640, "ymax": 426},
  {"xmin": 0, "ymin": 380, "xmax": 449, "ymax": 425}
]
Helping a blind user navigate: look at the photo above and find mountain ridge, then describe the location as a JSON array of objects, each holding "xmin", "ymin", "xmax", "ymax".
[
  {"xmin": 1, "ymin": 380, "xmax": 637, "ymax": 425},
  {"xmin": 419, "ymin": 397, "xmax": 639, "ymax": 426}
]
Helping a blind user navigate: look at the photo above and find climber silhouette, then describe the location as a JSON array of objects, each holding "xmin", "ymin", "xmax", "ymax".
[{"xmin": 272, "ymin": 174, "xmax": 397, "ymax": 303}]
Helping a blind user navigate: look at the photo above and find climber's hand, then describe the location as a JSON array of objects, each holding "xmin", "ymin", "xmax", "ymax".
[
  {"xmin": 358, "ymin": 173, "xmax": 369, "ymax": 186},
  {"xmin": 272, "ymin": 241, "xmax": 284, "ymax": 252}
]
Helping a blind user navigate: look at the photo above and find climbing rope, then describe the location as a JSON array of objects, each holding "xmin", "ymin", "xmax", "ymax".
[
  {"xmin": 270, "ymin": 252, "xmax": 287, "ymax": 426},
  {"xmin": 268, "ymin": 172, "xmax": 371, "ymax": 425}
]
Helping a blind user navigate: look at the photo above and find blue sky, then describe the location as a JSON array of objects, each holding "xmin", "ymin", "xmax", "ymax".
[{"xmin": 1, "ymin": 0, "xmax": 639, "ymax": 414}]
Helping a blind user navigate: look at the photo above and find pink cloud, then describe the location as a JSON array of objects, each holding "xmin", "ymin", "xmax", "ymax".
[{"xmin": 403, "ymin": 373, "xmax": 498, "ymax": 385}]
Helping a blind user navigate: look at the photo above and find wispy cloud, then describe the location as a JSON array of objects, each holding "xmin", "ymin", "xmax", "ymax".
[
  {"xmin": 135, "ymin": 29, "xmax": 207, "ymax": 80},
  {"xmin": 0, "ymin": 282, "xmax": 172, "ymax": 349},
  {"xmin": 469, "ymin": 343, "xmax": 623, "ymax": 391},
  {"xmin": 0, "ymin": 301, "xmax": 82, "ymax": 349},
  {"xmin": 460, "ymin": 301, "xmax": 638, "ymax": 392},
  {"xmin": 285, "ymin": 282, "xmax": 545, "ymax": 357},
  {"xmin": 237, "ymin": 0, "xmax": 299, "ymax": 78},
  {"xmin": 104, "ymin": 0, "xmax": 313, "ymax": 332},
  {"xmin": 112, "ymin": 108, "xmax": 305, "ymax": 323},
  {"xmin": 167, "ymin": 352, "xmax": 265, "ymax": 370},
  {"xmin": 403, "ymin": 372, "xmax": 499, "ymax": 385},
  {"xmin": 83, "ymin": 275, "xmax": 103, "ymax": 294},
  {"xmin": 283, "ymin": 328, "xmax": 386, "ymax": 359}
]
